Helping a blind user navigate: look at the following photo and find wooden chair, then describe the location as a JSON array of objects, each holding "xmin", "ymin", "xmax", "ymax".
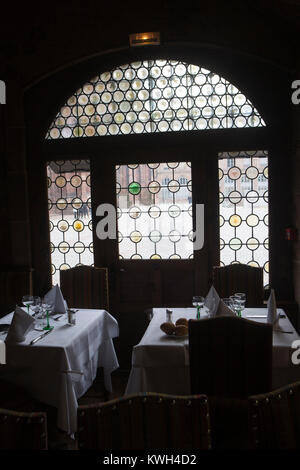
[
  {"xmin": 77, "ymin": 393, "xmax": 211, "ymax": 450},
  {"xmin": 0, "ymin": 408, "xmax": 48, "ymax": 450},
  {"xmin": 249, "ymin": 381, "xmax": 300, "ymax": 449},
  {"xmin": 212, "ymin": 264, "xmax": 264, "ymax": 307},
  {"xmin": 188, "ymin": 316, "xmax": 272, "ymax": 398},
  {"xmin": 60, "ymin": 265, "xmax": 109, "ymax": 310}
]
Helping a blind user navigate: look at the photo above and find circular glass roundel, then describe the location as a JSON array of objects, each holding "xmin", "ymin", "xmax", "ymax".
[
  {"xmin": 148, "ymin": 181, "xmax": 160, "ymax": 193},
  {"xmin": 167, "ymin": 162, "xmax": 179, "ymax": 169},
  {"xmin": 263, "ymin": 166, "xmax": 268, "ymax": 178},
  {"xmin": 73, "ymin": 241, "xmax": 85, "ymax": 253},
  {"xmin": 129, "ymin": 206, "xmax": 141, "ymax": 219},
  {"xmin": 229, "ymin": 238, "xmax": 242, "ymax": 250},
  {"xmin": 263, "ymin": 214, "xmax": 268, "ymax": 226},
  {"xmin": 228, "ymin": 167, "xmax": 241, "ymax": 180},
  {"xmin": 169, "ymin": 254, "xmax": 180, "ymax": 259},
  {"xmin": 263, "ymin": 191, "xmax": 268, "ymax": 203},
  {"xmin": 73, "ymin": 220, "xmax": 84, "ymax": 232},
  {"xmin": 130, "ymin": 231, "xmax": 142, "ymax": 243},
  {"xmin": 55, "ymin": 176, "xmax": 66, "ymax": 188},
  {"xmin": 168, "ymin": 205, "xmax": 181, "ymax": 218},
  {"xmin": 264, "ymin": 261, "xmax": 269, "ymax": 273},
  {"xmin": 263, "ymin": 238, "xmax": 269, "ymax": 250},
  {"xmin": 51, "ymin": 264, "xmax": 56, "ymax": 275},
  {"xmin": 246, "ymin": 237, "xmax": 259, "ymax": 250},
  {"xmin": 148, "ymin": 206, "xmax": 161, "ymax": 218},
  {"xmin": 58, "ymin": 241, "xmax": 70, "ymax": 253},
  {"xmin": 246, "ymin": 214, "xmax": 259, "ymax": 227},
  {"xmin": 168, "ymin": 230, "xmax": 181, "ymax": 242},
  {"xmin": 151, "ymin": 254, "xmax": 162, "ymax": 259},
  {"xmin": 48, "ymin": 200, "xmax": 53, "ymax": 210},
  {"xmin": 149, "ymin": 230, "xmax": 162, "ymax": 242},
  {"xmin": 228, "ymin": 191, "xmax": 242, "ymax": 204},
  {"xmin": 128, "ymin": 181, "xmax": 141, "ymax": 195},
  {"xmin": 58, "ymin": 220, "xmax": 69, "ymax": 232},
  {"xmin": 147, "ymin": 163, "xmax": 160, "ymax": 169},
  {"xmin": 219, "ymin": 192, "xmax": 224, "ymax": 204},
  {"xmin": 118, "ymin": 232, "xmax": 123, "ymax": 243},
  {"xmin": 220, "ymin": 238, "xmax": 225, "ymax": 250},
  {"xmin": 168, "ymin": 180, "xmax": 180, "ymax": 193},
  {"xmin": 50, "ymin": 242, "xmax": 55, "ymax": 253},
  {"xmin": 229, "ymin": 214, "xmax": 242, "ymax": 227},
  {"xmin": 218, "ymin": 168, "xmax": 224, "ymax": 180},
  {"xmin": 89, "ymin": 242, "xmax": 93, "ymax": 253},
  {"xmin": 219, "ymin": 215, "xmax": 225, "ymax": 227},
  {"xmin": 56, "ymin": 198, "xmax": 68, "ymax": 210},
  {"xmin": 248, "ymin": 261, "xmax": 259, "ymax": 268},
  {"xmin": 116, "ymin": 182, "xmax": 121, "ymax": 194},
  {"xmin": 49, "ymin": 220, "xmax": 54, "ymax": 232},
  {"xmin": 246, "ymin": 190, "xmax": 259, "ymax": 204},
  {"xmin": 70, "ymin": 175, "xmax": 82, "ymax": 187},
  {"xmin": 246, "ymin": 166, "xmax": 259, "ymax": 180},
  {"xmin": 88, "ymin": 220, "xmax": 93, "ymax": 230},
  {"xmin": 128, "ymin": 164, "xmax": 138, "ymax": 169},
  {"xmin": 71, "ymin": 198, "xmax": 82, "ymax": 209},
  {"xmin": 60, "ymin": 263, "xmax": 71, "ymax": 271},
  {"xmin": 131, "ymin": 254, "xmax": 142, "ymax": 259}
]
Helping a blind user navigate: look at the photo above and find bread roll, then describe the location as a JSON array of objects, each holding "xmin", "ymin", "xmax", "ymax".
[
  {"xmin": 160, "ymin": 322, "xmax": 176, "ymax": 335},
  {"xmin": 175, "ymin": 325, "xmax": 188, "ymax": 336},
  {"xmin": 175, "ymin": 318, "xmax": 188, "ymax": 327}
]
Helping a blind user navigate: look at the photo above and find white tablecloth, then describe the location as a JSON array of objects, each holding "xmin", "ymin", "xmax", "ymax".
[
  {"xmin": 0, "ymin": 309, "xmax": 119, "ymax": 434},
  {"xmin": 125, "ymin": 307, "xmax": 300, "ymax": 395}
]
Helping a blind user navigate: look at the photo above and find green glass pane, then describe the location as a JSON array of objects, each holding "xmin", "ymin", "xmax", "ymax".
[{"xmin": 128, "ymin": 181, "xmax": 141, "ymax": 195}]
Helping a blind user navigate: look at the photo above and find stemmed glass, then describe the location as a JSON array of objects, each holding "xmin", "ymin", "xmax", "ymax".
[
  {"xmin": 41, "ymin": 298, "xmax": 53, "ymax": 331},
  {"xmin": 31, "ymin": 296, "xmax": 41, "ymax": 316},
  {"xmin": 230, "ymin": 293, "xmax": 246, "ymax": 317},
  {"xmin": 22, "ymin": 295, "xmax": 34, "ymax": 314},
  {"xmin": 192, "ymin": 296, "xmax": 204, "ymax": 320}
]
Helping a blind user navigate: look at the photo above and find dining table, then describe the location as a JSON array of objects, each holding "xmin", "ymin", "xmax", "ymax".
[
  {"xmin": 0, "ymin": 308, "xmax": 119, "ymax": 435},
  {"xmin": 125, "ymin": 307, "xmax": 300, "ymax": 396}
]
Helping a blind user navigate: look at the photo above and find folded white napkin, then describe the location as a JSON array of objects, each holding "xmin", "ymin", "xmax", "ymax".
[
  {"xmin": 215, "ymin": 299, "xmax": 235, "ymax": 317},
  {"xmin": 267, "ymin": 289, "xmax": 279, "ymax": 325},
  {"xmin": 204, "ymin": 285, "xmax": 220, "ymax": 316},
  {"xmin": 44, "ymin": 284, "xmax": 67, "ymax": 314},
  {"xmin": 5, "ymin": 306, "xmax": 35, "ymax": 343}
]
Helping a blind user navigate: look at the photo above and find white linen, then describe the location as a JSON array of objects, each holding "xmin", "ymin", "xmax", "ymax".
[
  {"xmin": 267, "ymin": 289, "xmax": 279, "ymax": 325},
  {"xmin": 204, "ymin": 285, "xmax": 220, "ymax": 316},
  {"xmin": 44, "ymin": 284, "xmax": 67, "ymax": 314},
  {"xmin": 125, "ymin": 307, "xmax": 300, "ymax": 396},
  {"xmin": 0, "ymin": 309, "xmax": 119, "ymax": 434},
  {"xmin": 5, "ymin": 306, "xmax": 35, "ymax": 343}
]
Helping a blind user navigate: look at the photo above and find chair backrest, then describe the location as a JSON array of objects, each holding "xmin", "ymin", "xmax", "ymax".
[
  {"xmin": 188, "ymin": 316, "xmax": 272, "ymax": 398},
  {"xmin": 60, "ymin": 265, "xmax": 109, "ymax": 310},
  {"xmin": 0, "ymin": 408, "xmax": 47, "ymax": 450},
  {"xmin": 77, "ymin": 393, "xmax": 211, "ymax": 450},
  {"xmin": 249, "ymin": 381, "xmax": 300, "ymax": 449},
  {"xmin": 212, "ymin": 264, "xmax": 264, "ymax": 307}
]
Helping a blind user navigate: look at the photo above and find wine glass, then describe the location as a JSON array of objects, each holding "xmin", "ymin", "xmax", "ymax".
[
  {"xmin": 192, "ymin": 296, "xmax": 204, "ymax": 319},
  {"xmin": 41, "ymin": 298, "xmax": 53, "ymax": 331},
  {"xmin": 31, "ymin": 296, "xmax": 41, "ymax": 316},
  {"xmin": 22, "ymin": 295, "xmax": 34, "ymax": 314}
]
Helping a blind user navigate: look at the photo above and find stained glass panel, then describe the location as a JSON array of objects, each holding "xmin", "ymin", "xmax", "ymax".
[
  {"xmin": 47, "ymin": 160, "xmax": 93, "ymax": 285},
  {"xmin": 218, "ymin": 150, "xmax": 269, "ymax": 287},
  {"xmin": 46, "ymin": 59, "xmax": 265, "ymax": 140},
  {"xmin": 116, "ymin": 162, "xmax": 193, "ymax": 259}
]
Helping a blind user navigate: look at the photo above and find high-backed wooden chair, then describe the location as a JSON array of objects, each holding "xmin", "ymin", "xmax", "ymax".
[
  {"xmin": 60, "ymin": 265, "xmax": 109, "ymax": 310},
  {"xmin": 212, "ymin": 264, "xmax": 264, "ymax": 307},
  {"xmin": 77, "ymin": 393, "xmax": 211, "ymax": 450},
  {"xmin": 0, "ymin": 408, "xmax": 48, "ymax": 450},
  {"xmin": 249, "ymin": 381, "xmax": 300, "ymax": 449},
  {"xmin": 188, "ymin": 316, "xmax": 272, "ymax": 398}
]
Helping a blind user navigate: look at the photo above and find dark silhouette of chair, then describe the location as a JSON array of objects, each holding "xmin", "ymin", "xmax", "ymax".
[
  {"xmin": 212, "ymin": 264, "xmax": 264, "ymax": 307},
  {"xmin": 188, "ymin": 316, "xmax": 272, "ymax": 398},
  {"xmin": 77, "ymin": 393, "xmax": 211, "ymax": 450},
  {"xmin": 60, "ymin": 265, "xmax": 109, "ymax": 310},
  {"xmin": 0, "ymin": 408, "xmax": 48, "ymax": 450},
  {"xmin": 249, "ymin": 381, "xmax": 300, "ymax": 449}
]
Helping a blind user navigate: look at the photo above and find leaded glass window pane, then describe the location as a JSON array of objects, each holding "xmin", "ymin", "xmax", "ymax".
[
  {"xmin": 47, "ymin": 160, "xmax": 93, "ymax": 285},
  {"xmin": 116, "ymin": 162, "xmax": 193, "ymax": 259},
  {"xmin": 218, "ymin": 150, "xmax": 269, "ymax": 287},
  {"xmin": 46, "ymin": 60, "xmax": 265, "ymax": 140}
]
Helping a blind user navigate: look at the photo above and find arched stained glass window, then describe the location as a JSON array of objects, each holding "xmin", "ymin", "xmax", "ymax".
[{"xmin": 46, "ymin": 59, "xmax": 265, "ymax": 140}]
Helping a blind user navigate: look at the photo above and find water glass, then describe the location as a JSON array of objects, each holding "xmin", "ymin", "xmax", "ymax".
[
  {"xmin": 22, "ymin": 295, "xmax": 34, "ymax": 314},
  {"xmin": 192, "ymin": 296, "xmax": 204, "ymax": 319}
]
